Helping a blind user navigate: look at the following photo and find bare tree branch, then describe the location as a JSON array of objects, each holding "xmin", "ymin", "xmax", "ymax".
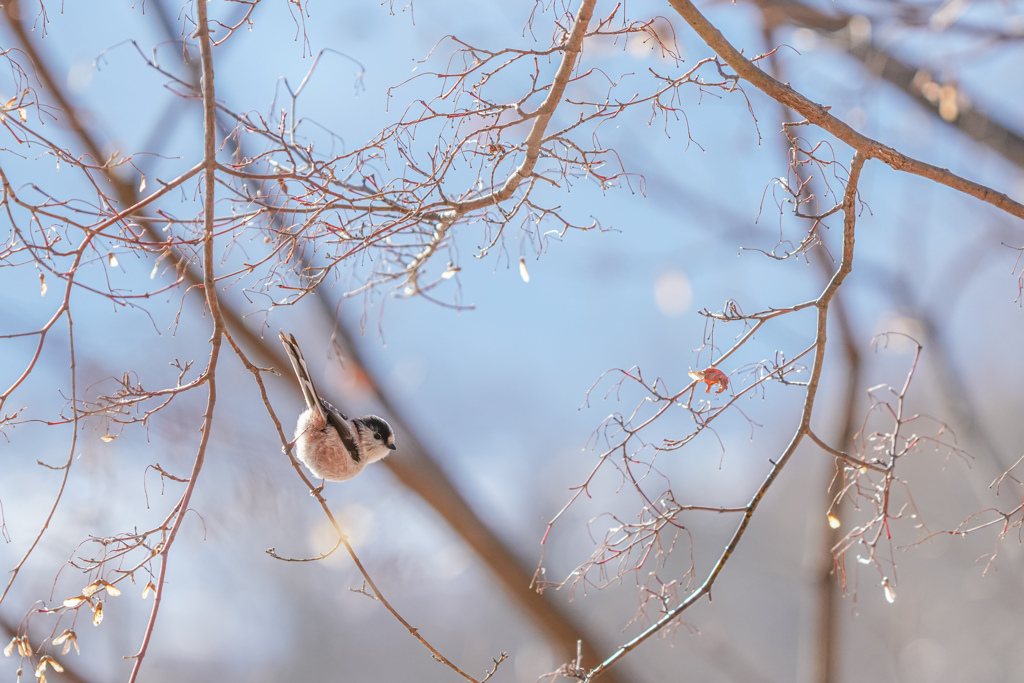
[
  {"xmin": 583, "ymin": 151, "xmax": 868, "ymax": 682},
  {"xmin": 127, "ymin": 3, "xmax": 223, "ymax": 679},
  {"xmin": 752, "ymin": 0, "xmax": 1024, "ymax": 170},
  {"xmin": 666, "ymin": 0, "xmax": 1024, "ymax": 221}
]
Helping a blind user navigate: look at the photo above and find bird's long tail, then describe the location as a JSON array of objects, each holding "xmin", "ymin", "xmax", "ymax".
[{"xmin": 279, "ymin": 331, "xmax": 325, "ymax": 422}]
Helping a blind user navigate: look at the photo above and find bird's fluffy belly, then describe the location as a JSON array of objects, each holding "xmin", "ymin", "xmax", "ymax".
[{"xmin": 294, "ymin": 408, "xmax": 365, "ymax": 481}]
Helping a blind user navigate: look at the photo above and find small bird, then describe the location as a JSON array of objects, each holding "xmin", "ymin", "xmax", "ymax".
[{"xmin": 279, "ymin": 331, "xmax": 396, "ymax": 481}]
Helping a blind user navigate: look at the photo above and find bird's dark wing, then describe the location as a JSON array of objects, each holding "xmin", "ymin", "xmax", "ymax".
[{"xmin": 322, "ymin": 399, "xmax": 360, "ymax": 463}]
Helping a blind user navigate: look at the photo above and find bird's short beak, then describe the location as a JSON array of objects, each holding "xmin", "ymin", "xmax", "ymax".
[{"xmin": 388, "ymin": 443, "xmax": 397, "ymax": 450}]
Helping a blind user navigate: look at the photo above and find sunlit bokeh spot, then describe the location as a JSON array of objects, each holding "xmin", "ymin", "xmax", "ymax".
[
  {"xmin": 308, "ymin": 503, "xmax": 377, "ymax": 565},
  {"xmin": 653, "ymin": 268, "xmax": 692, "ymax": 317},
  {"xmin": 66, "ymin": 60, "xmax": 93, "ymax": 94}
]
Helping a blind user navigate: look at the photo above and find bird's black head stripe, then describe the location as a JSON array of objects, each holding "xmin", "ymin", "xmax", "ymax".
[{"xmin": 361, "ymin": 415, "xmax": 393, "ymax": 439}]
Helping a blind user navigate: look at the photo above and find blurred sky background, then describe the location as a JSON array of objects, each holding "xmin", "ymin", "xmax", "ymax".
[{"xmin": 2, "ymin": 1, "xmax": 1024, "ymax": 682}]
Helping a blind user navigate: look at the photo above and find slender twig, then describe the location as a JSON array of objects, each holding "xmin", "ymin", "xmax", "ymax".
[
  {"xmin": 219, "ymin": 326, "xmax": 495, "ymax": 683},
  {"xmin": 806, "ymin": 429, "xmax": 886, "ymax": 474},
  {"xmin": 127, "ymin": 3, "xmax": 223, "ymax": 680},
  {"xmin": 0, "ymin": 238, "xmax": 92, "ymax": 608}
]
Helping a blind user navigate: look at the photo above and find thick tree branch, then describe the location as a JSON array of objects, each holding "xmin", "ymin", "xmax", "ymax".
[
  {"xmin": 752, "ymin": 0, "xmax": 1024, "ymax": 171},
  {"xmin": 666, "ymin": 0, "xmax": 1024, "ymax": 221}
]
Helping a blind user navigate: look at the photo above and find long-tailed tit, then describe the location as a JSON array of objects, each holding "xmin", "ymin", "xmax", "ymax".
[{"xmin": 279, "ymin": 331, "xmax": 396, "ymax": 481}]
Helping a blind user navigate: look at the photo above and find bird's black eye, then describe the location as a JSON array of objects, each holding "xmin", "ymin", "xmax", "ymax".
[{"xmin": 374, "ymin": 433, "xmax": 381, "ymax": 440}]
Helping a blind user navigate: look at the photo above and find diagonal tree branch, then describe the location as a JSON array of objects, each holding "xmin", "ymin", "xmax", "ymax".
[
  {"xmin": 584, "ymin": 150, "xmax": 867, "ymax": 682},
  {"xmin": 755, "ymin": 25, "xmax": 864, "ymax": 680},
  {"xmin": 752, "ymin": 0, "xmax": 1024, "ymax": 171},
  {"xmin": 317, "ymin": 288, "xmax": 623, "ymax": 678},
  {"xmin": 405, "ymin": 0, "xmax": 598, "ymax": 291},
  {"xmin": 666, "ymin": 0, "xmax": 1024, "ymax": 221}
]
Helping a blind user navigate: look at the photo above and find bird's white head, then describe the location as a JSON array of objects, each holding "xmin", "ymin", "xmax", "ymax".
[{"xmin": 352, "ymin": 415, "xmax": 397, "ymax": 463}]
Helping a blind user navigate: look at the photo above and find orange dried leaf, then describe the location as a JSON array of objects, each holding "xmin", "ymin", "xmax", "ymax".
[
  {"xmin": 688, "ymin": 367, "xmax": 729, "ymax": 394},
  {"xmin": 102, "ymin": 581, "xmax": 121, "ymax": 597},
  {"xmin": 63, "ymin": 596, "xmax": 88, "ymax": 608},
  {"xmin": 92, "ymin": 601, "xmax": 103, "ymax": 626},
  {"xmin": 4, "ymin": 637, "xmax": 15, "ymax": 657},
  {"xmin": 18, "ymin": 108, "xmax": 26, "ymax": 122},
  {"xmin": 82, "ymin": 582, "xmax": 101, "ymax": 598},
  {"xmin": 142, "ymin": 582, "xmax": 156, "ymax": 599},
  {"xmin": 827, "ymin": 514, "xmax": 841, "ymax": 529},
  {"xmin": 17, "ymin": 637, "xmax": 31, "ymax": 658},
  {"xmin": 518, "ymin": 257, "xmax": 530, "ymax": 283},
  {"xmin": 39, "ymin": 273, "xmax": 47, "ymax": 297}
]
